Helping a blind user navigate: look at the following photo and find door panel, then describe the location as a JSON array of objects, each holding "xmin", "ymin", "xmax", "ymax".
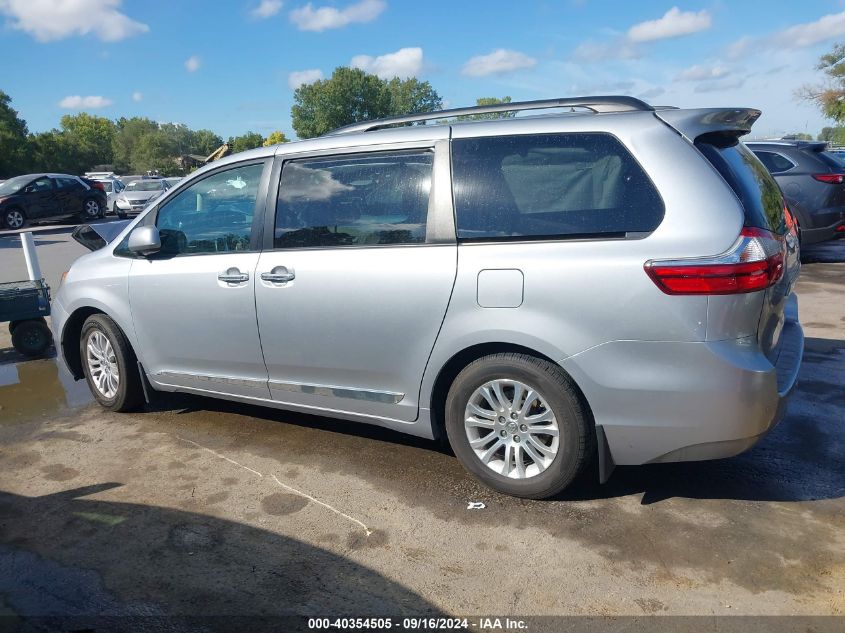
[
  {"xmin": 129, "ymin": 253, "xmax": 269, "ymax": 398},
  {"xmin": 254, "ymin": 144, "xmax": 456, "ymax": 421},
  {"xmin": 128, "ymin": 160, "xmax": 271, "ymax": 398},
  {"xmin": 255, "ymin": 245, "xmax": 456, "ymax": 420}
]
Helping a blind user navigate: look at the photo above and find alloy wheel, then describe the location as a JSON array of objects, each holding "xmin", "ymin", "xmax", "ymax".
[
  {"xmin": 85, "ymin": 200, "xmax": 101, "ymax": 217},
  {"xmin": 5, "ymin": 209, "xmax": 24, "ymax": 229},
  {"xmin": 464, "ymin": 379, "xmax": 560, "ymax": 479},
  {"xmin": 86, "ymin": 330, "xmax": 120, "ymax": 398}
]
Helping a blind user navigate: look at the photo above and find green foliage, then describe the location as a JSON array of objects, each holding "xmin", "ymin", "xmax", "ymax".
[
  {"xmin": 818, "ymin": 126, "xmax": 845, "ymax": 143},
  {"xmin": 385, "ymin": 77, "xmax": 443, "ymax": 116},
  {"xmin": 229, "ymin": 131, "xmax": 264, "ymax": 154},
  {"xmin": 263, "ymin": 130, "xmax": 289, "ymax": 146},
  {"xmin": 0, "ymin": 90, "xmax": 29, "ymax": 178},
  {"xmin": 803, "ymin": 43, "xmax": 845, "ymax": 123},
  {"xmin": 60, "ymin": 113, "xmax": 117, "ymax": 170},
  {"xmin": 292, "ymin": 67, "xmax": 393, "ymax": 139},
  {"xmin": 291, "ymin": 67, "xmax": 443, "ymax": 139},
  {"xmin": 455, "ymin": 96, "xmax": 516, "ymax": 121},
  {"xmin": 783, "ymin": 132, "xmax": 813, "ymax": 141}
]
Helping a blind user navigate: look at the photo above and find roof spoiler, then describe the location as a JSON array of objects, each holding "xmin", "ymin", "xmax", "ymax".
[
  {"xmin": 71, "ymin": 220, "xmax": 131, "ymax": 251},
  {"xmin": 654, "ymin": 108, "xmax": 762, "ymax": 142}
]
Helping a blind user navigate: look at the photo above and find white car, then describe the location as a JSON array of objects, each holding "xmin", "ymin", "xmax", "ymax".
[{"xmin": 95, "ymin": 179, "xmax": 125, "ymax": 215}]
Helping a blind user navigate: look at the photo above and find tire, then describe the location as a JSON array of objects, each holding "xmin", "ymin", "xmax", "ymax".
[
  {"xmin": 9, "ymin": 316, "xmax": 46, "ymax": 336},
  {"xmin": 80, "ymin": 314, "xmax": 144, "ymax": 412},
  {"xmin": 11, "ymin": 319, "xmax": 53, "ymax": 357},
  {"xmin": 81, "ymin": 198, "xmax": 102, "ymax": 220},
  {"xmin": 445, "ymin": 353, "xmax": 594, "ymax": 499},
  {"xmin": 3, "ymin": 207, "xmax": 26, "ymax": 230}
]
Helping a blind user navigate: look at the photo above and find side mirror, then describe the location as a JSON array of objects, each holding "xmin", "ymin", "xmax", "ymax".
[{"xmin": 127, "ymin": 225, "xmax": 161, "ymax": 257}]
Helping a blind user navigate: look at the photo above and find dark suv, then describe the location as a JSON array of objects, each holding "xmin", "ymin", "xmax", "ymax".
[
  {"xmin": 0, "ymin": 173, "xmax": 108, "ymax": 230},
  {"xmin": 747, "ymin": 141, "xmax": 845, "ymax": 244}
]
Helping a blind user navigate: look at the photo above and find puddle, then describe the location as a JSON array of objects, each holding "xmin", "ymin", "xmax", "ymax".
[{"xmin": 0, "ymin": 356, "xmax": 93, "ymax": 424}]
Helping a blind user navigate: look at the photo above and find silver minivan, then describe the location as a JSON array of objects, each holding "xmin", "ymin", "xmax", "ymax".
[{"xmin": 52, "ymin": 97, "xmax": 803, "ymax": 498}]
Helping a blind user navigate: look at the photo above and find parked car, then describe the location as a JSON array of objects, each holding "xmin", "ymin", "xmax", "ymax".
[
  {"xmin": 94, "ymin": 179, "xmax": 125, "ymax": 214},
  {"xmin": 52, "ymin": 96, "xmax": 802, "ymax": 499},
  {"xmin": 113, "ymin": 178, "xmax": 169, "ymax": 219},
  {"xmin": 746, "ymin": 140, "xmax": 845, "ymax": 244},
  {"xmin": 0, "ymin": 173, "xmax": 107, "ymax": 229}
]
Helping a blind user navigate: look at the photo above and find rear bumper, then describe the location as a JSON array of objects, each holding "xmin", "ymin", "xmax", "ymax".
[
  {"xmin": 561, "ymin": 295, "xmax": 804, "ymax": 465},
  {"xmin": 801, "ymin": 209, "xmax": 845, "ymax": 245}
]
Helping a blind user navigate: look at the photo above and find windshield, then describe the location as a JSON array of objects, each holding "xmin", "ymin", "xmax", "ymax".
[
  {"xmin": 127, "ymin": 180, "xmax": 163, "ymax": 192},
  {"xmin": 820, "ymin": 152, "xmax": 845, "ymax": 170},
  {"xmin": 0, "ymin": 175, "xmax": 35, "ymax": 196}
]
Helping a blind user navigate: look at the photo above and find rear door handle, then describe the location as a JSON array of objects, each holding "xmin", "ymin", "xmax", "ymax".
[
  {"xmin": 260, "ymin": 266, "xmax": 295, "ymax": 284},
  {"xmin": 218, "ymin": 268, "xmax": 249, "ymax": 284}
]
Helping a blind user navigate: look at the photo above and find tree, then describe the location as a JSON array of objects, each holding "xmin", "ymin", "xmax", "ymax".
[
  {"xmin": 455, "ymin": 96, "xmax": 516, "ymax": 121},
  {"xmin": 60, "ymin": 113, "xmax": 116, "ymax": 171},
  {"xmin": 800, "ymin": 43, "xmax": 845, "ymax": 123},
  {"xmin": 112, "ymin": 117, "xmax": 160, "ymax": 173},
  {"xmin": 0, "ymin": 90, "xmax": 29, "ymax": 178},
  {"xmin": 386, "ymin": 77, "xmax": 442, "ymax": 116},
  {"xmin": 28, "ymin": 130, "xmax": 81, "ymax": 174},
  {"xmin": 818, "ymin": 126, "xmax": 845, "ymax": 143},
  {"xmin": 292, "ymin": 67, "xmax": 393, "ymax": 139},
  {"xmin": 192, "ymin": 129, "xmax": 224, "ymax": 156},
  {"xmin": 263, "ymin": 130, "xmax": 289, "ymax": 146},
  {"xmin": 230, "ymin": 131, "xmax": 264, "ymax": 154}
]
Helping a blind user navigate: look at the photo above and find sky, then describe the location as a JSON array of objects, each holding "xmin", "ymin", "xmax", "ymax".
[{"xmin": 1, "ymin": 0, "xmax": 844, "ymax": 141}]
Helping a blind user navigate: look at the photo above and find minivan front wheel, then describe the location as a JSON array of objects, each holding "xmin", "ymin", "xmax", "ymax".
[
  {"xmin": 445, "ymin": 353, "xmax": 594, "ymax": 499},
  {"xmin": 80, "ymin": 314, "xmax": 144, "ymax": 412}
]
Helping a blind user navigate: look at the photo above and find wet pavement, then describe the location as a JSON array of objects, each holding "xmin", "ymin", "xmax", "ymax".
[{"xmin": 0, "ymin": 239, "xmax": 843, "ymax": 627}]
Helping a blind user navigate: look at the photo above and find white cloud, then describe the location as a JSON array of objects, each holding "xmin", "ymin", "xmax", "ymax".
[
  {"xmin": 676, "ymin": 64, "xmax": 731, "ymax": 81},
  {"xmin": 0, "ymin": 0, "xmax": 148, "ymax": 42},
  {"xmin": 768, "ymin": 10, "xmax": 845, "ymax": 50},
  {"xmin": 59, "ymin": 95, "xmax": 113, "ymax": 109},
  {"xmin": 131, "ymin": 91, "xmax": 143, "ymax": 102},
  {"xmin": 627, "ymin": 7, "xmax": 711, "ymax": 43},
  {"xmin": 351, "ymin": 47, "xmax": 423, "ymax": 79},
  {"xmin": 289, "ymin": 0, "xmax": 384, "ymax": 32},
  {"xmin": 185, "ymin": 55, "xmax": 201, "ymax": 72},
  {"xmin": 288, "ymin": 68, "xmax": 323, "ymax": 89},
  {"xmin": 461, "ymin": 49, "xmax": 537, "ymax": 77},
  {"xmin": 250, "ymin": 0, "xmax": 282, "ymax": 19}
]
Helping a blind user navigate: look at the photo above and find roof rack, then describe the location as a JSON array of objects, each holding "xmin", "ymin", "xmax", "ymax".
[{"xmin": 325, "ymin": 95, "xmax": 654, "ymax": 136}]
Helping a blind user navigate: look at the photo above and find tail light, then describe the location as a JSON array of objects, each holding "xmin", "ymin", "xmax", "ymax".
[
  {"xmin": 784, "ymin": 202, "xmax": 798, "ymax": 237},
  {"xmin": 90, "ymin": 181, "xmax": 106, "ymax": 191},
  {"xmin": 645, "ymin": 227, "xmax": 785, "ymax": 295},
  {"xmin": 812, "ymin": 173, "xmax": 845, "ymax": 184}
]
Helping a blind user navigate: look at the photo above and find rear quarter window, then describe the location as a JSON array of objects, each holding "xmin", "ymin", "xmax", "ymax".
[
  {"xmin": 697, "ymin": 138, "xmax": 785, "ymax": 234},
  {"xmin": 451, "ymin": 133, "xmax": 664, "ymax": 241}
]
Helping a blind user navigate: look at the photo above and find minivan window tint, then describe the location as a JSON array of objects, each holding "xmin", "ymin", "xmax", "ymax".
[
  {"xmin": 696, "ymin": 138, "xmax": 785, "ymax": 235},
  {"xmin": 154, "ymin": 162, "xmax": 264, "ymax": 256},
  {"xmin": 451, "ymin": 133, "xmax": 664, "ymax": 240},
  {"xmin": 274, "ymin": 150, "xmax": 432, "ymax": 248},
  {"xmin": 819, "ymin": 151, "xmax": 845, "ymax": 170}
]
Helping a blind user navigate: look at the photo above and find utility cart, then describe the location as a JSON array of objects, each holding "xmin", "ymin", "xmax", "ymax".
[{"xmin": 0, "ymin": 232, "xmax": 53, "ymax": 357}]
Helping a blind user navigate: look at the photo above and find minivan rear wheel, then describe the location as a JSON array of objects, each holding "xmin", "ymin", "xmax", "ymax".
[
  {"xmin": 80, "ymin": 314, "xmax": 144, "ymax": 412},
  {"xmin": 445, "ymin": 353, "xmax": 594, "ymax": 499}
]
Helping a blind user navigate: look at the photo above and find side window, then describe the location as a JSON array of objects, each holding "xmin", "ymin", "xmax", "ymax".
[
  {"xmin": 451, "ymin": 133, "xmax": 664, "ymax": 240},
  {"xmin": 55, "ymin": 177, "xmax": 80, "ymax": 190},
  {"xmin": 27, "ymin": 177, "xmax": 53, "ymax": 193},
  {"xmin": 754, "ymin": 151, "xmax": 794, "ymax": 174},
  {"xmin": 274, "ymin": 150, "xmax": 433, "ymax": 248},
  {"xmin": 154, "ymin": 162, "xmax": 264, "ymax": 256}
]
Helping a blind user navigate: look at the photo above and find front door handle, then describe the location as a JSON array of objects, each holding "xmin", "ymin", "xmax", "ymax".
[
  {"xmin": 218, "ymin": 268, "xmax": 249, "ymax": 284},
  {"xmin": 261, "ymin": 266, "xmax": 295, "ymax": 284}
]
